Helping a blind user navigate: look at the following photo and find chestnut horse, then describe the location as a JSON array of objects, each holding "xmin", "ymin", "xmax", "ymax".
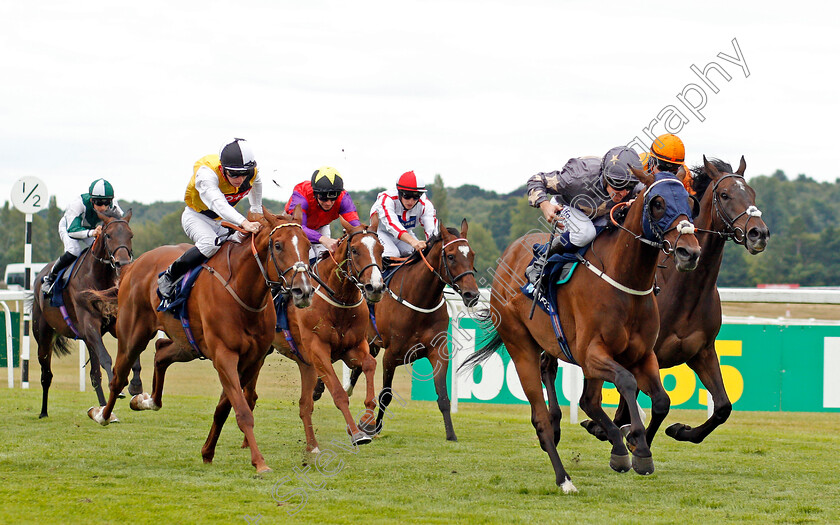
[
  {"xmin": 463, "ymin": 169, "xmax": 700, "ymax": 492},
  {"xmin": 32, "ymin": 208, "xmax": 141, "ymax": 418},
  {"xmin": 358, "ymin": 221, "xmax": 480, "ymax": 441},
  {"xmin": 88, "ymin": 207, "xmax": 313, "ymax": 473},
  {"xmin": 574, "ymin": 156, "xmax": 769, "ymax": 444}
]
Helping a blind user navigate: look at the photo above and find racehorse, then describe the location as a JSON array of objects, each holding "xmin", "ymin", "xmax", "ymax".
[
  {"xmin": 88, "ymin": 207, "xmax": 313, "ymax": 473},
  {"xmin": 341, "ymin": 220, "xmax": 480, "ymax": 441},
  {"xmin": 572, "ymin": 156, "xmax": 769, "ymax": 444},
  {"xmin": 32, "ymin": 208, "xmax": 140, "ymax": 419},
  {"xmin": 463, "ymin": 168, "xmax": 701, "ymax": 492},
  {"xmin": 235, "ymin": 219, "xmax": 385, "ymax": 453}
]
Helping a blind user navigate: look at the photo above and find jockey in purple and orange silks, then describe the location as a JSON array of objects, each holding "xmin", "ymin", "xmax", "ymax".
[{"xmin": 285, "ymin": 166, "xmax": 361, "ymax": 261}]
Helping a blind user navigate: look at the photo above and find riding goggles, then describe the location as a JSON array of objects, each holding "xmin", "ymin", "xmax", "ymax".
[
  {"xmin": 91, "ymin": 198, "xmax": 112, "ymax": 206},
  {"xmin": 315, "ymin": 190, "xmax": 341, "ymax": 201},
  {"xmin": 399, "ymin": 191, "xmax": 422, "ymax": 200},
  {"xmin": 224, "ymin": 166, "xmax": 255, "ymax": 179}
]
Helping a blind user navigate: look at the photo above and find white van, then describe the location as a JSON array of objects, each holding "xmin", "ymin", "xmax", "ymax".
[{"xmin": 3, "ymin": 263, "xmax": 48, "ymax": 290}]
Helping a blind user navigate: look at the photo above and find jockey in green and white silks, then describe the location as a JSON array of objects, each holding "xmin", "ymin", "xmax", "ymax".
[{"xmin": 42, "ymin": 178, "xmax": 122, "ymax": 295}]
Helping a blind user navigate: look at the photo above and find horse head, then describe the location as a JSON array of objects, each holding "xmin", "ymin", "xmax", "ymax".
[
  {"xmin": 258, "ymin": 205, "xmax": 314, "ymax": 308},
  {"xmin": 339, "ymin": 216, "xmax": 385, "ymax": 303},
  {"xmin": 696, "ymin": 156, "xmax": 769, "ymax": 254},
  {"xmin": 438, "ymin": 219, "xmax": 480, "ymax": 307},
  {"xmin": 630, "ymin": 166, "xmax": 701, "ymax": 271},
  {"xmin": 94, "ymin": 208, "xmax": 133, "ymax": 270}
]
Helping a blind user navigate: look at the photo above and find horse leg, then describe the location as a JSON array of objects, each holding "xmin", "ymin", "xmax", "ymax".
[
  {"xmin": 133, "ymin": 337, "xmax": 193, "ymax": 411},
  {"xmin": 343, "ymin": 345, "xmax": 378, "ymax": 437},
  {"xmin": 240, "ymin": 358, "xmax": 265, "ymax": 448},
  {"xmin": 584, "ymin": 350, "xmax": 655, "ymax": 475},
  {"xmin": 128, "ymin": 357, "xmax": 143, "ymax": 396},
  {"xmin": 211, "ymin": 348, "xmax": 270, "ymax": 473},
  {"xmin": 540, "ymin": 353, "xmax": 562, "ymax": 446},
  {"xmin": 507, "ymin": 338, "xmax": 576, "ymax": 493},
  {"xmin": 579, "ymin": 385, "xmax": 629, "ymax": 443},
  {"xmin": 201, "ymin": 390, "xmax": 232, "ymax": 464},
  {"xmin": 373, "ymin": 349, "xmax": 399, "ymax": 436},
  {"xmin": 630, "ymin": 352, "xmax": 671, "ymax": 449},
  {"xmin": 34, "ymin": 311, "xmax": 55, "ymax": 419},
  {"xmin": 297, "ymin": 362, "xmax": 320, "ymax": 453},
  {"xmin": 349, "ymin": 343, "xmax": 379, "ymax": 397},
  {"xmin": 578, "ymin": 376, "xmax": 632, "ymax": 472},
  {"xmin": 310, "ymin": 340, "xmax": 371, "ymax": 446},
  {"xmin": 666, "ymin": 344, "xmax": 732, "ymax": 443},
  {"xmin": 430, "ymin": 350, "xmax": 457, "ymax": 442}
]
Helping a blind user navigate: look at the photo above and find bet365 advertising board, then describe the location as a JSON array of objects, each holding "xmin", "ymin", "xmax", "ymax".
[{"xmin": 411, "ymin": 316, "xmax": 840, "ymax": 412}]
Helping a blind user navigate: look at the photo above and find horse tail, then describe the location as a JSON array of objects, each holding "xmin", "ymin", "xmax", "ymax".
[
  {"xmin": 52, "ymin": 333, "xmax": 73, "ymax": 357},
  {"xmin": 458, "ymin": 307, "xmax": 506, "ymax": 373}
]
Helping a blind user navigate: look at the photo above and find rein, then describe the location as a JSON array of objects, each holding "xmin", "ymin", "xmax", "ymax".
[
  {"xmin": 311, "ymin": 229, "xmax": 381, "ymax": 308},
  {"xmin": 390, "ymin": 235, "xmax": 475, "ymax": 313},
  {"xmin": 692, "ymin": 173, "xmax": 763, "ymax": 245},
  {"xmin": 91, "ymin": 219, "xmax": 133, "ymax": 268}
]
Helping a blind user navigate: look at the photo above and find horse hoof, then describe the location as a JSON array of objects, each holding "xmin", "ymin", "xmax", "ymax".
[
  {"xmin": 117, "ymin": 391, "xmax": 126, "ymax": 399},
  {"xmin": 619, "ymin": 424, "xmax": 631, "ymax": 440},
  {"xmin": 108, "ymin": 413, "xmax": 120, "ymax": 423},
  {"xmin": 357, "ymin": 420, "xmax": 379, "ymax": 437},
  {"xmin": 665, "ymin": 422, "xmax": 690, "ymax": 440},
  {"xmin": 256, "ymin": 466, "xmax": 273, "ymax": 474},
  {"xmin": 610, "ymin": 453, "xmax": 632, "ymax": 473},
  {"xmin": 130, "ymin": 393, "xmax": 159, "ymax": 411},
  {"xmin": 580, "ymin": 420, "xmax": 609, "ymax": 442},
  {"xmin": 350, "ymin": 431, "xmax": 372, "ymax": 446},
  {"xmin": 446, "ymin": 435, "xmax": 458, "ymax": 442},
  {"xmin": 559, "ymin": 478, "xmax": 578, "ymax": 494},
  {"xmin": 87, "ymin": 406, "xmax": 109, "ymax": 426},
  {"xmin": 38, "ymin": 413, "xmax": 48, "ymax": 419},
  {"xmin": 632, "ymin": 455, "xmax": 655, "ymax": 475}
]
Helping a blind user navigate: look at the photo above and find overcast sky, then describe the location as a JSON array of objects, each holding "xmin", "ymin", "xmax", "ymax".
[{"xmin": 1, "ymin": 1, "xmax": 837, "ymax": 210}]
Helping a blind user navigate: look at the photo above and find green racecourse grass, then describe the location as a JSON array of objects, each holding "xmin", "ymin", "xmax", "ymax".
[{"xmin": 1, "ymin": 338, "xmax": 839, "ymax": 525}]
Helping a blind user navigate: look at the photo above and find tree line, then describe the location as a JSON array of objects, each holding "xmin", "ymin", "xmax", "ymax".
[{"xmin": 0, "ymin": 169, "xmax": 833, "ymax": 288}]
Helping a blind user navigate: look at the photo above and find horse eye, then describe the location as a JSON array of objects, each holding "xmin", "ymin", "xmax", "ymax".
[
  {"xmin": 274, "ymin": 241, "xmax": 282, "ymax": 250},
  {"xmin": 447, "ymin": 254, "xmax": 455, "ymax": 261},
  {"xmin": 720, "ymin": 192, "xmax": 729, "ymax": 200},
  {"xmin": 351, "ymin": 248, "xmax": 358, "ymax": 255}
]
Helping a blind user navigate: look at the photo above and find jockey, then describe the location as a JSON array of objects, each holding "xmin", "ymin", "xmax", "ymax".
[
  {"xmin": 157, "ymin": 138, "xmax": 263, "ymax": 301},
  {"xmin": 640, "ymin": 133, "xmax": 693, "ymax": 193},
  {"xmin": 42, "ymin": 179, "xmax": 124, "ymax": 295},
  {"xmin": 525, "ymin": 146, "xmax": 643, "ymax": 284},
  {"xmin": 370, "ymin": 170, "xmax": 439, "ymax": 261},
  {"xmin": 284, "ymin": 166, "xmax": 361, "ymax": 262}
]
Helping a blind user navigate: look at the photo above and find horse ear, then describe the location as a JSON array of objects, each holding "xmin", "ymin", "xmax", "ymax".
[
  {"xmin": 676, "ymin": 164, "xmax": 687, "ymax": 181},
  {"xmin": 460, "ymin": 218, "xmax": 468, "ymax": 238},
  {"xmin": 703, "ymin": 155, "xmax": 722, "ymax": 179},
  {"xmin": 339, "ymin": 215, "xmax": 354, "ymax": 232},
  {"xmin": 123, "ymin": 208, "xmax": 132, "ymax": 222},
  {"xmin": 292, "ymin": 204, "xmax": 303, "ymax": 225},
  {"xmin": 630, "ymin": 164, "xmax": 654, "ymax": 186},
  {"xmin": 261, "ymin": 206, "xmax": 277, "ymax": 222},
  {"xmin": 736, "ymin": 155, "xmax": 747, "ymax": 176},
  {"xmin": 369, "ymin": 213, "xmax": 380, "ymax": 232}
]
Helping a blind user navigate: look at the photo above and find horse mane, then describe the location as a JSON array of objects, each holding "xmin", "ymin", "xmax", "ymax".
[
  {"xmin": 101, "ymin": 208, "xmax": 124, "ymax": 219},
  {"xmin": 690, "ymin": 158, "xmax": 734, "ymax": 200},
  {"xmin": 405, "ymin": 227, "xmax": 461, "ymax": 263}
]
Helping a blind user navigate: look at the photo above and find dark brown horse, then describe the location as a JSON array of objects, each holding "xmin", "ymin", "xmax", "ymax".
[
  {"xmin": 32, "ymin": 208, "xmax": 140, "ymax": 418},
  {"xmin": 463, "ymin": 169, "xmax": 701, "ymax": 492},
  {"xmin": 350, "ymin": 221, "xmax": 480, "ymax": 441},
  {"xmin": 257, "ymin": 220, "xmax": 385, "ymax": 452},
  {"xmin": 88, "ymin": 207, "xmax": 313, "ymax": 473},
  {"xmin": 574, "ymin": 156, "xmax": 769, "ymax": 444}
]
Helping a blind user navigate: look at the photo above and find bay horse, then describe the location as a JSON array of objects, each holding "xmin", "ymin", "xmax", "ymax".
[
  {"xmin": 234, "ymin": 220, "xmax": 386, "ymax": 453},
  {"xmin": 574, "ymin": 156, "xmax": 769, "ymax": 444},
  {"xmin": 342, "ymin": 220, "xmax": 480, "ymax": 441},
  {"xmin": 88, "ymin": 207, "xmax": 313, "ymax": 473},
  {"xmin": 463, "ymin": 168, "xmax": 701, "ymax": 492},
  {"xmin": 32, "ymin": 208, "xmax": 141, "ymax": 418}
]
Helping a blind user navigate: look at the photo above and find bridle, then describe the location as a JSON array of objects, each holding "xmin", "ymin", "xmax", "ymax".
[
  {"xmin": 310, "ymin": 229, "xmax": 382, "ymax": 306},
  {"xmin": 609, "ymin": 178, "xmax": 695, "ymax": 256},
  {"xmin": 694, "ymin": 173, "xmax": 763, "ymax": 245},
  {"xmin": 92, "ymin": 219, "xmax": 133, "ymax": 268},
  {"xmin": 422, "ymin": 236, "xmax": 475, "ymax": 296},
  {"xmin": 256, "ymin": 222, "xmax": 309, "ymax": 297}
]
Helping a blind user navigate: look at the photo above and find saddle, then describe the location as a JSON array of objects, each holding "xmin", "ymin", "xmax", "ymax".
[{"xmin": 48, "ymin": 254, "xmax": 85, "ymax": 308}]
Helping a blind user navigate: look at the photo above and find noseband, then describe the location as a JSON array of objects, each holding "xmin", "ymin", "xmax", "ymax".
[
  {"xmin": 707, "ymin": 174, "xmax": 763, "ymax": 245},
  {"xmin": 92, "ymin": 219, "xmax": 133, "ymax": 268},
  {"xmin": 261, "ymin": 223, "xmax": 310, "ymax": 297},
  {"xmin": 309, "ymin": 229, "xmax": 382, "ymax": 303},
  {"xmin": 435, "ymin": 237, "xmax": 475, "ymax": 295}
]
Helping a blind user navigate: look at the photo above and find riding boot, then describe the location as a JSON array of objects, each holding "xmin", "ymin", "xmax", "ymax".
[
  {"xmin": 42, "ymin": 251, "xmax": 77, "ymax": 295},
  {"xmin": 157, "ymin": 246, "xmax": 207, "ymax": 300},
  {"xmin": 526, "ymin": 232, "xmax": 575, "ymax": 287}
]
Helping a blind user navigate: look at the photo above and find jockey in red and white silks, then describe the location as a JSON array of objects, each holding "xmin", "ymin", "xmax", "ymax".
[{"xmin": 370, "ymin": 171, "xmax": 439, "ymax": 258}]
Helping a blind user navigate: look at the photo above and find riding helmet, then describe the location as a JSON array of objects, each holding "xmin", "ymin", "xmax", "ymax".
[
  {"xmin": 396, "ymin": 171, "xmax": 427, "ymax": 193},
  {"xmin": 311, "ymin": 166, "xmax": 345, "ymax": 194}
]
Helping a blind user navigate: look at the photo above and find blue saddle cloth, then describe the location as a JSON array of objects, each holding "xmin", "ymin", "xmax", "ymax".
[
  {"xmin": 520, "ymin": 242, "xmax": 587, "ymax": 365},
  {"xmin": 156, "ymin": 265, "xmax": 204, "ymax": 319},
  {"xmin": 49, "ymin": 254, "xmax": 85, "ymax": 308}
]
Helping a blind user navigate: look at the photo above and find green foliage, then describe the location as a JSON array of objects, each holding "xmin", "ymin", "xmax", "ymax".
[
  {"xmin": 3, "ymin": 169, "xmax": 840, "ymax": 286},
  {"xmin": 465, "ymin": 221, "xmax": 500, "ymax": 280}
]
